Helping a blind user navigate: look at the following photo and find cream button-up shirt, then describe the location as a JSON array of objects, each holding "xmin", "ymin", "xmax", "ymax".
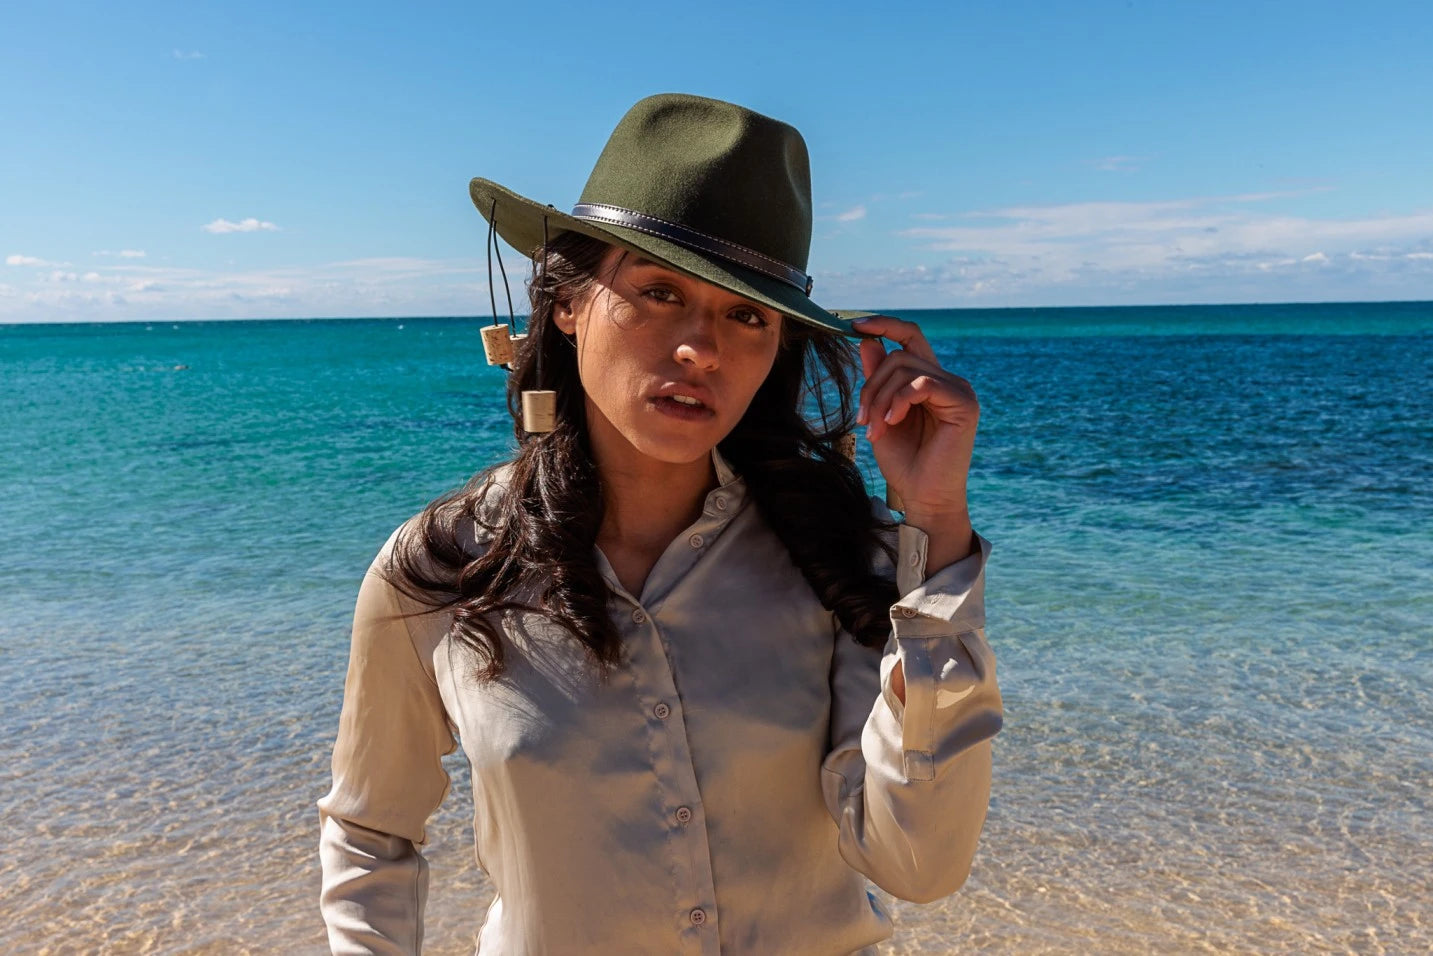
[{"xmin": 318, "ymin": 451, "xmax": 1001, "ymax": 955}]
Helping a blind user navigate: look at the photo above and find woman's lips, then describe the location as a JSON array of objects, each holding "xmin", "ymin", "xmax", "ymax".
[{"xmin": 649, "ymin": 396, "xmax": 717, "ymax": 421}]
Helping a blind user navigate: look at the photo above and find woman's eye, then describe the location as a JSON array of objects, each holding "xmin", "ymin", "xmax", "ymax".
[
  {"xmin": 643, "ymin": 287, "xmax": 679, "ymax": 303},
  {"xmin": 731, "ymin": 308, "xmax": 769, "ymax": 328}
]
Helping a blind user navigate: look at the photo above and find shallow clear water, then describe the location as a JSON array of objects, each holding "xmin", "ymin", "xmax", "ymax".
[{"xmin": 2, "ymin": 303, "xmax": 1430, "ymax": 953}]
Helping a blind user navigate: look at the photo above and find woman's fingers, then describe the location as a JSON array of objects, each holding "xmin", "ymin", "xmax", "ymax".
[
  {"xmin": 852, "ymin": 315, "xmax": 939, "ymax": 364},
  {"xmin": 858, "ymin": 335, "xmax": 887, "ymax": 383},
  {"xmin": 856, "ymin": 337, "xmax": 887, "ymax": 425},
  {"xmin": 867, "ymin": 364, "xmax": 976, "ymax": 442},
  {"xmin": 869, "ymin": 372, "xmax": 940, "ymax": 442},
  {"xmin": 858, "ymin": 349, "xmax": 945, "ymax": 433},
  {"xmin": 884, "ymin": 373, "xmax": 977, "ymax": 431}
]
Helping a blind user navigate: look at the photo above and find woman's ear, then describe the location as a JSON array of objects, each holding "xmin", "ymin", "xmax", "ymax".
[{"xmin": 552, "ymin": 299, "xmax": 577, "ymax": 335}]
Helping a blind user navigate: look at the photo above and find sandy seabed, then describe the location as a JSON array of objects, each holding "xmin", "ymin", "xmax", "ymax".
[{"xmin": 6, "ymin": 738, "xmax": 1426, "ymax": 955}]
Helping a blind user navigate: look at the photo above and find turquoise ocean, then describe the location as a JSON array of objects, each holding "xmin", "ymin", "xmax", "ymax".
[{"xmin": 3, "ymin": 302, "xmax": 1430, "ymax": 953}]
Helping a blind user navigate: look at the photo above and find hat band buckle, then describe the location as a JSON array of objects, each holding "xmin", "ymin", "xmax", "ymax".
[{"xmin": 570, "ymin": 202, "xmax": 814, "ymax": 297}]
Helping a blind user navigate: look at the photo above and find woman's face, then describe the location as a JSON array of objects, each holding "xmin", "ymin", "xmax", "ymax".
[{"xmin": 555, "ymin": 246, "xmax": 784, "ymax": 469}]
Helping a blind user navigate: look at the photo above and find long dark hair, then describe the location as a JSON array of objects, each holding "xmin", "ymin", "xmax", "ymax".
[{"xmin": 387, "ymin": 231, "xmax": 897, "ymax": 681}]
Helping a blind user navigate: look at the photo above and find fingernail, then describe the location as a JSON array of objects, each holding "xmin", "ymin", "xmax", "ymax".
[
  {"xmin": 856, "ymin": 403, "xmax": 867, "ymax": 425},
  {"xmin": 883, "ymin": 408, "xmax": 896, "ymax": 424}
]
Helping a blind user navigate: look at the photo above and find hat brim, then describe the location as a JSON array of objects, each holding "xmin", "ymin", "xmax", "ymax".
[{"xmin": 469, "ymin": 178, "xmax": 875, "ymax": 337}]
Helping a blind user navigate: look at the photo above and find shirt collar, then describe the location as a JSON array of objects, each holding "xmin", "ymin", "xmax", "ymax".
[
  {"xmin": 711, "ymin": 445, "xmax": 738, "ymax": 487},
  {"xmin": 594, "ymin": 447, "xmax": 749, "ymax": 605},
  {"xmin": 703, "ymin": 445, "xmax": 747, "ymax": 519}
]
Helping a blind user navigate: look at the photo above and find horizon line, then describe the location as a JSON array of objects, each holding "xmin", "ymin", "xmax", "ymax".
[{"xmin": 3, "ymin": 296, "xmax": 1430, "ymax": 328}]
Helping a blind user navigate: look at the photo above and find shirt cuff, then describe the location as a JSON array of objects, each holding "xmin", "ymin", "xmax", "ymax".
[{"xmin": 891, "ymin": 525, "xmax": 991, "ymax": 638}]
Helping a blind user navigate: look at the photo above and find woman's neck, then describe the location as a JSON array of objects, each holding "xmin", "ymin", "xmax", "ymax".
[
  {"xmin": 588, "ymin": 424, "xmax": 716, "ymax": 595},
  {"xmin": 596, "ymin": 448, "xmax": 714, "ymax": 550}
]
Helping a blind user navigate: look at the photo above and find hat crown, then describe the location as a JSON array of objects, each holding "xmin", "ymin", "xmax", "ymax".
[{"xmin": 578, "ymin": 94, "xmax": 813, "ymax": 272}]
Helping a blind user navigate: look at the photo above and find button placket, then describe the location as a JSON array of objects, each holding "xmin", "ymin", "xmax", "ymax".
[{"xmin": 623, "ymin": 605, "xmax": 719, "ymax": 949}]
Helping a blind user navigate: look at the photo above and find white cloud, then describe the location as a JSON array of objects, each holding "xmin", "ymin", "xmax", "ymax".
[
  {"xmin": 813, "ymin": 241, "xmax": 1433, "ymax": 308},
  {"xmin": 203, "ymin": 217, "xmax": 280, "ymax": 234},
  {"xmin": 803, "ymin": 190, "xmax": 1433, "ymax": 307},
  {"xmin": 0, "ymin": 254, "xmax": 497, "ymax": 322},
  {"xmin": 172, "ymin": 49, "xmax": 205, "ymax": 60},
  {"xmin": 899, "ymin": 192, "xmax": 1433, "ymax": 283},
  {"xmin": 94, "ymin": 249, "xmax": 147, "ymax": 258},
  {"xmin": 836, "ymin": 205, "xmax": 867, "ymax": 222},
  {"xmin": 7, "ymin": 254, "xmax": 57, "ymax": 267}
]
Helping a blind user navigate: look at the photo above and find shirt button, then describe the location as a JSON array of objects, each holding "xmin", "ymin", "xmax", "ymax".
[
  {"xmin": 653, "ymin": 702, "xmax": 671, "ymax": 720},
  {"xmin": 689, "ymin": 907, "xmax": 706, "ymax": 926},
  {"xmin": 631, "ymin": 608, "xmax": 646, "ymax": 624},
  {"xmin": 688, "ymin": 533, "xmax": 704, "ymax": 549},
  {"xmin": 909, "ymin": 551, "xmax": 922, "ymax": 567},
  {"xmin": 675, "ymin": 806, "xmax": 693, "ymax": 824},
  {"xmin": 713, "ymin": 495, "xmax": 727, "ymax": 511},
  {"xmin": 900, "ymin": 606, "xmax": 919, "ymax": 618}
]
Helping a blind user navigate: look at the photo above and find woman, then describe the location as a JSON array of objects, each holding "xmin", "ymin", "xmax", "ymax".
[{"xmin": 318, "ymin": 93, "xmax": 1001, "ymax": 955}]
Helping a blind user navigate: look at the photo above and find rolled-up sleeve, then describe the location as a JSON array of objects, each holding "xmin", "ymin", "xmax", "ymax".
[
  {"xmin": 317, "ymin": 532, "xmax": 457, "ymax": 953},
  {"xmin": 822, "ymin": 521, "xmax": 1002, "ymax": 904}
]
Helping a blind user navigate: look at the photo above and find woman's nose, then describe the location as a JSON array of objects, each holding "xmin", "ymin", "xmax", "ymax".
[{"xmin": 673, "ymin": 310, "xmax": 719, "ymax": 369}]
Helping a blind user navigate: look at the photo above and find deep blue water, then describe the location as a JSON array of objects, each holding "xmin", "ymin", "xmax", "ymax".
[{"xmin": 2, "ymin": 302, "xmax": 1430, "ymax": 952}]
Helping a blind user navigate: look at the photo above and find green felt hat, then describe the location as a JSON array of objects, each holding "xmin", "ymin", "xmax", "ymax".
[{"xmin": 469, "ymin": 93, "xmax": 873, "ymax": 336}]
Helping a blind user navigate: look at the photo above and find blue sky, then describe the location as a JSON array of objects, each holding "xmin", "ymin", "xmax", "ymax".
[{"xmin": 3, "ymin": 0, "xmax": 1431, "ymax": 322}]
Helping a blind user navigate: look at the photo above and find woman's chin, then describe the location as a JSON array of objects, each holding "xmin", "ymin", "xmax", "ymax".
[
  {"xmin": 621, "ymin": 414, "xmax": 730, "ymax": 466},
  {"xmin": 586, "ymin": 397, "xmax": 732, "ymax": 469},
  {"xmin": 626, "ymin": 431, "xmax": 722, "ymax": 467}
]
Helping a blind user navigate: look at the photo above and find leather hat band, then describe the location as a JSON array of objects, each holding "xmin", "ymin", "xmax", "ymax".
[{"xmin": 571, "ymin": 202, "xmax": 814, "ymax": 296}]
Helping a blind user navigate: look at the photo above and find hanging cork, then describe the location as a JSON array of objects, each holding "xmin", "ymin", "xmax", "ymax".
[
  {"xmin": 886, "ymin": 485, "xmax": 904, "ymax": 512},
  {"xmin": 508, "ymin": 332, "xmax": 528, "ymax": 359},
  {"xmin": 481, "ymin": 324, "xmax": 514, "ymax": 365},
  {"xmin": 836, "ymin": 431, "xmax": 857, "ymax": 461},
  {"xmin": 522, "ymin": 390, "xmax": 557, "ymax": 433}
]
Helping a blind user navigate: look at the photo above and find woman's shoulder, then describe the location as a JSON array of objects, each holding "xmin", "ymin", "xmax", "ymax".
[{"xmin": 372, "ymin": 461, "xmax": 518, "ymax": 585}]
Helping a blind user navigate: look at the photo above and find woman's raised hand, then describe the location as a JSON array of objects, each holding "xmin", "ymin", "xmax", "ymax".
[{"xmin": 853, "ymin": 315, "xmax": 978, "ymax": 568}]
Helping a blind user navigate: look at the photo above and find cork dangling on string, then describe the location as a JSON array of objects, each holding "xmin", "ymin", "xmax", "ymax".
[
  {"xmin": 483, "ymin": 202, "xmax": 556, "ymax": 434},
  {"xmin": 518, "ymin": 215, "xmax": 555, "ymax": 433},
  {"xmin": 522, "ymin": 390, "xmax": 557, "ymax": 433},
  {"xmin": 481, "ymin": 324, "xmax": 514, "ymax": 365},
  {"xmin": 482, "ymin": 199, "xmax": 517, "ymax": 365}
]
